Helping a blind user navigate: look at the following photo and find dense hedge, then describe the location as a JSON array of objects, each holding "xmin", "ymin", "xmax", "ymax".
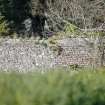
[{"xmin": 0, "ymin": 70, "xmax": 105, "ymax": 105}]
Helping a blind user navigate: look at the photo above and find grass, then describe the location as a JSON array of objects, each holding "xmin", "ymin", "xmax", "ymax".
[{"xmin": 0, "ymin": 68, "xmax": 105, "ymax": 105}]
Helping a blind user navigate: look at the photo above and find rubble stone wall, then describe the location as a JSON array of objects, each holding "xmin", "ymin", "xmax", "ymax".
[{"xmin": 0, "ymin": 38, "xmax": 101, "ymax": 72}]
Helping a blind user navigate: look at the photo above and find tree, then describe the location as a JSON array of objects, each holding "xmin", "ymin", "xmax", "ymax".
[
  {"xmin": 30, "ymin": 0, "xmax": 47, "ymax": 37},
  {"xmin": 0, "ymin": 0, "xmax": 105, "ymax": 36},
  {"xmin": 45, "ymin": 0, "xmax": 105, "ymax": 29},
  {"xmin": 0, "ymin": 0, "xmax": 30, "ymax": 24}
]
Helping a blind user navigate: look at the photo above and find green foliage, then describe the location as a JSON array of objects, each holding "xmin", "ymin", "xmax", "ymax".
[
  {"xmin": 0, "ymin": 16, "xmax": 9, "ymax": 36},
  {"xmin": 64, "ymin": 23, "xmax": 78, "ymax": 33},
  {"xmin": 0, "ymin": 69, "xmax": 105, "ymax": 105},
  {"xmin": 64, "ymin": 22, "xmax": 105, "ymax": 37},
  {"xmin": 64, "ymin": 23, "xmax": 82, "ymax": 37},
  {"xmin": 81, "ymin": 31, "xmax": 105, "ymax": 37}
]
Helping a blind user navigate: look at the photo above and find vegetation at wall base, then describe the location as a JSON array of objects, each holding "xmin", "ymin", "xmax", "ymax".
[{"xmin": 0, "ymin": 69, "xmax": 105, "ymax": 105}]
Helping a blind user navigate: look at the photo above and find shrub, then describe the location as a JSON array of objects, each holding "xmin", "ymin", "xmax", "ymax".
[
  {"xmin": 64, "ymin": 23, "xmax": 82, "ymax": 37},
  {"xmin": 0, "ymin": 70, "xmax": 105, "ymax": 105},
  {"xmin": 0, "ymin": 15, "xmax": 10, "ymax": 36}
]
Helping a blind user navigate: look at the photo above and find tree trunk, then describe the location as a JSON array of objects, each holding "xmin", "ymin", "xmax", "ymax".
[{"xmin": 30, "ymin": 0, "xmax": 47, "ymax": 37}]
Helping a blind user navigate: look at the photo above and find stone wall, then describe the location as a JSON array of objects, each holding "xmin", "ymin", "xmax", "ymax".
[
  {"xmin": 0, "ymin": 38, "xmax": 103, "ymax": 72},
  {"xmin": 55, "ymin": 38, "xmax": 96, "ymax": 67}
]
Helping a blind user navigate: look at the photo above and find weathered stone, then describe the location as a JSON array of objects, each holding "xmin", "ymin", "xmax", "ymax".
[{"xmin": 0, "ymin": 38, "xmax": 104, "ymax": 72}]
